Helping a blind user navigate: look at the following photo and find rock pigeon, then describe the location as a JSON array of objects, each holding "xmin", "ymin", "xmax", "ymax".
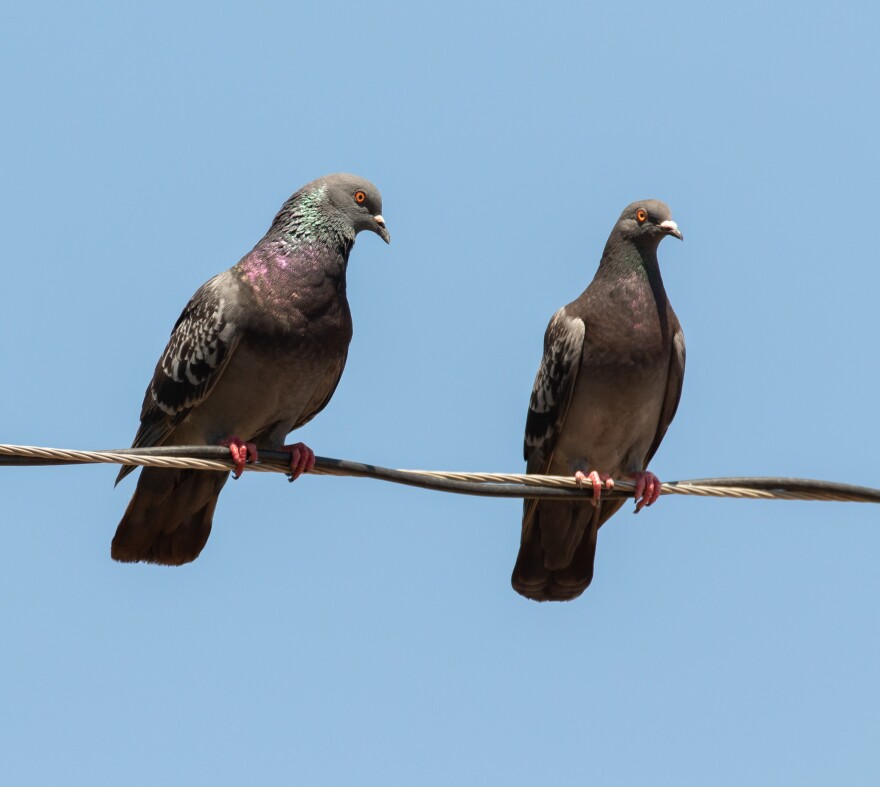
[
  {"xmin": 511, "ymin": 200, "xmax": 685, "ymax": 601},
  {"xmin": 112, "ymin": 173, "xmax": 390, "ymax": 565}
]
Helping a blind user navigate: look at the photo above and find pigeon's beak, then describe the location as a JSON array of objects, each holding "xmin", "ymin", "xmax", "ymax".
[
  {"xmin": 373, "ymin": 215, "xmax": 391, "ymax": 244},
  {"xmin": 660, "ymin": 219, "xmax": 683, "ymax": 241}
]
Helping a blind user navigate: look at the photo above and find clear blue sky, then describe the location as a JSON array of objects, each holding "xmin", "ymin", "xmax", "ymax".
[{"xmin": 2, "ymin": 2, "xmax": 879, "ymax": 784}]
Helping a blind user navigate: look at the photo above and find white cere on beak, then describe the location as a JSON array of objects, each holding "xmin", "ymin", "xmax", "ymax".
[
  {"xmin": 373, "ymin": 214, "xmax": 386, "ymax": 227},
  {"xmin": 659, "ymin": 219, "xmax": 683, "ymax": 239}
]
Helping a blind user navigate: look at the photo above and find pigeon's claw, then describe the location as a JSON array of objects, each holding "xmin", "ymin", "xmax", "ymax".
[
  {"xmin": 220, "ymin": 436, "xmax": 259, "ymax": 479},
  {"xmin": 281, "ymin": 442, "xmax": 315, "ymax": 482},
  {"xmin": 575, "ymin": 470, "xmax": 615, "ymax": 507},
  {"xmin": 629, "ymin": 470, "xmax": 661, "ymax": 512}
]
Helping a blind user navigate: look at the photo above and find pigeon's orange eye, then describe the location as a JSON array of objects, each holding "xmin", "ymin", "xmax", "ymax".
[
  {"xmin": 354, "ymin": 191, "xmax": 367, "ymax": 204},
  {"xmin": 636, "ymin": 208, "xmax": 648, "ymax": 223}
]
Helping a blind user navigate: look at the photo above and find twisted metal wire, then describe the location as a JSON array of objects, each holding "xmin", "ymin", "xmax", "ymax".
[{"xmin": 1, "ymin": 443, "xmax": 878, "ymax": 503}]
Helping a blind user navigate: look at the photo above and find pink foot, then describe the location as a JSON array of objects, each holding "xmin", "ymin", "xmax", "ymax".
[
  {"xmin": 574, "ymin": 470, "xmax": 615, "ymax": 506},
  {"xmin": 280, "ymin": 442, "xmax": 315, "ymax": 482},
  {"xmin": 628, "ymin": 470, "xmax": 661, "ymax": 512},
  {"xmin": 220, "ymin": 436, "xmax": 259, "ymax": 479}
]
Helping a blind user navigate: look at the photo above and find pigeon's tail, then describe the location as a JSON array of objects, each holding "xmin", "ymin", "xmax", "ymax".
[
  {"xmin": 111, "ymin": 467, "xmax": 230, "ymax": 566},
  {"xmin": 511, "ymin": 499, "xmax": 626, "ymax": 602}
]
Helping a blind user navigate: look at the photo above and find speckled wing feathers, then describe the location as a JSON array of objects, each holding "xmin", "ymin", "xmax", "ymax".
[
  {"xmin": 117, "ymin": 276, "xmax": 240, "ymax": 482},
  {"xmin": 151, "ymin": 278, "xmax": 239, "ymax": 421},
  {"xmin": 523, "ymin": 307, "xmax": 586, "ymax": 474}
]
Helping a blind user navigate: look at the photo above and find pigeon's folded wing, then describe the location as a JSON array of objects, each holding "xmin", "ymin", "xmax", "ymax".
[
  {"xmin": 523, "ymin": 306, "xmax": 585, "ymax": 475},
  {"xmin": 117, "ymin": 274, "xmax": 241, "ymax": 482}
]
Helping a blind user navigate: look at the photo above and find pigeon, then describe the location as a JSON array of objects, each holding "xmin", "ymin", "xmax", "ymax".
[
  {"xmin": 511, "ymin": 200, "xmax": 685, "ymax": 601},
  {"xmin": 112, "ymin": 173, "xmax": 390, "ymax": 565}
]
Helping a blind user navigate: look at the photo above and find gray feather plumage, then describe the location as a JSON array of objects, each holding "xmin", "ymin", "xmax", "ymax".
[
  {"xmin": 112, "ymin": 173, "xmax": 389, "ymax": 565},
  {"xmin": 512, "ymin": 199, "xmax": 685, "ymax": 601}
]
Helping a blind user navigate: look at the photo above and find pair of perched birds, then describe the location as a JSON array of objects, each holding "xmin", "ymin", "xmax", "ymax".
[{"xmin": 113, "ymin": 173, "xmax": 685, "ymax": 602}]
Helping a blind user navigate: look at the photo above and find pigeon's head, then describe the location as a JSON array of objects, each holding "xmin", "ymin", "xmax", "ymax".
[
  {"xmin": 321, "ymin": 173, "xmax": 390, "ymax": 244},
  {"xmin": 614, "ymin": 200, "xmax": 682, "ymax": 247}
]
